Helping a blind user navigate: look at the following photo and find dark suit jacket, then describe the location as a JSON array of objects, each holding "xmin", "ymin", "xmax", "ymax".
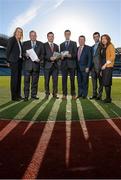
[
  {"xmin": 77, "ymin": 45, "xmax": 92, "ymax": 71},
  {"xmin": 44, "ymin": 42, "xmax": 59, "ymax": 69},
  {"xmin": 7, "ymin": 36, "xmax": 23, "ymax": 63},
  {"xmin": 91, "ymin": 43, "xmax": 102, "ymax": 72},
  {"xmin": 60, "ymin": 40, "xmax": 77, "ymax": 69},
  {"xmin": 23, "ymin": 40, "xmax": 44, "ymax": 71}
]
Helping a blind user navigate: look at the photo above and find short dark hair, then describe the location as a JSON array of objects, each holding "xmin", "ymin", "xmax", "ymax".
[
  {"xmin": 29, "ymin": 30, "xmax": 36, "ymax": 35},
  {"xmin": 64, "ymin": 30, "xmax": 71, "ymax": 33},
  {"xmin": 93, "ymin": 32, "xmax": 100, "ymax": 37},
  {"xmin": 79, "ymin": 35, "xmax": 86, "ymax": 40},
  {"xmin": 47, "ymin": 32, "xmax": 54, "ymax": 37}
]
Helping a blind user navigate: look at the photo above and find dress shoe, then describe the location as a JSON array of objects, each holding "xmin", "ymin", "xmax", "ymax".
[
  {"xmin": 89, "ymin": 96, "xmax": 97, "ymax": 100},
  {"xmin": 53, "ymin": 95, "xmax": 59, "ymax": 99},
  {"xmin": 76, "ymin": 95, "xmax": 82, "ymax": 99},
  {"xmin": 72, "ymin": 96, "xmax": 76, "ymax": 100},
  {"xmin": 31, "ymin": 96, "xmax": 39, "ymax": 100},
  {"xmin": 24, "ymin": 97, "xmax": 28, "ymax": 101},
  {"xmin": 82, "ymin": 96, "xmax": 87, "ymax": 99},
  {"xmin": 62, "ymin": 95, "xmax": 67, "ymax": 100},
  {"xmin": 103, "ymin": 98, "xmax": 112, "ymax": 103},
  {"xmin": 18, "ymin": 96, "xmax": 24, "ymax": 100},
  {"xmin": 96, "ymin": 96, "xmax": 102, "ymax": 100},
  {"xmin": 12, "ymin": 98, "xmax": 20, "ymax": 101}
]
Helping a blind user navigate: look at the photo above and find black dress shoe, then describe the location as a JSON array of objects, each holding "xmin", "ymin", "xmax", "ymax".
[
  {"xmin": 12, "ymin": 98, "xmax": 20, "ymax": 101},
  {"xmin": 24, "ymin": 97, "xmax": 28, "ymax": 101},
  {"xmin": 53, "ymin": 95, "xmax": 59, "ymax": 99},
  {"xmin": 31, "ymin": 96, "xmax": 39, "ymax": 100},
  {"xmin": 96, "ymin": 96, "xmax": 102, "ymax": 100},
  {"xmin": 76, "ymin": 95, "xmax": 82, "ymax": 99},
  {"xmin": 82, "ymin": 96, "xmax": 87, "ymax": 99},
  {"xmin": 89, "ymin": 96, "xmax": 97, "ymax": 100},
  {"xmin": 18, "ymin": 96, "xmax": 24, "ymax": 100},
  {"xmin": 103, "ymin": 98, "xmax": 112, "ymax": 103}
]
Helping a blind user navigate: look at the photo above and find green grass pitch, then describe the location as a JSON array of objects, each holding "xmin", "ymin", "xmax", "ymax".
[{"xmin": 0, "ymin": 76, "xmax": 121, "ymax": 121}]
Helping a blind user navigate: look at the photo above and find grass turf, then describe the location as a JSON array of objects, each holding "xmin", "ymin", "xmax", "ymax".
[{"xmin": 0, "ymin": 76, "xmax": 121, "ymax": 121}]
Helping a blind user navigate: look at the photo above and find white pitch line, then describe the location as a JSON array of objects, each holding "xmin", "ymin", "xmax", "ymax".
[
  {"xmin": 65, "ymin": 120, "xmax": 71, "ymax": 167},
  {"xmin": 66, "ymin": 97, "xmax": 72, "ymax": 120},
  {"xmin": 32, "ymin": 98, "xmax": 50, "ymax": 121},
  {"xmin": 14, "ymin": 100, "xmax": 40, "ymax": 120},
  {"xmin": 0, "ymin": 120, "xmax": 20, "ymax": 141},
  {"xmin": 22, "ymin": 121, "xmax": 55, "ymax": 179},
  {"xmin": 47, "ymin": 98, "xmax": 62, "ymax": 121},
  {"xmin": 0, "ymin": 101, "xmax": 21, "ymax": 113},
  {"xmin": 77, "ymin": 99, "xmax": 92, "ymax": 150},
  {"xmin": 91, "ymin": 100, "xmax": 121, "ymax": 137}
]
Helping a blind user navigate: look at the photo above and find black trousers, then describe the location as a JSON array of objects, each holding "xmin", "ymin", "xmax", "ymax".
[
  {"xmin": 91, "ymin": 69, "xmax": 103, "ymax": 97},
  {"xmin": 24, "ymin": 70, "xmax": 40, "ymax": 98},
  {"xmin": 10, "ymin": 60, "xmax": 22, "ymax": 100},
  {"xmin": 44, "ymin": 65, "xmax": 58, "ymax": 96},
  {"xmin": 102, "ymin": 67, "xmax": 113, "ymax": 100},
  {"xmin": 62, "ymin": 68, "xmax": 76, "ymax": 96}
]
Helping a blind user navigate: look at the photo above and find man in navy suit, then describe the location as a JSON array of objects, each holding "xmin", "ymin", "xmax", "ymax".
[
  {"xmin": 60, "ymin": 30, "xmax": 77, "ymax": 100},
  {"xmin": 76, "ymin": 35, "xmax": 92, "ymax": 99},
  {"xmin": 44, "ymin": 32, "xmax": 59, "ymax": 99}
]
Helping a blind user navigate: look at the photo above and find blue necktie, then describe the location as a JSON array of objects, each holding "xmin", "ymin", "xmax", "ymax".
[{"xmin": 65, "ymin": 41, "xmax": 69, "ymax": 50}]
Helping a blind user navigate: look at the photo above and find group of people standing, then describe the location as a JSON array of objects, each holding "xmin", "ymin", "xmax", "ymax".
[{"xmin": 7, "ymin": 27, "xmax": 115, "ymax": 103}]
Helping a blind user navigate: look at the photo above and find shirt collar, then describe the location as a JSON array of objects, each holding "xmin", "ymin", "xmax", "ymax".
[{"xmin": 48, "ymin": 41, "xmax": 53, "ymax": 46}]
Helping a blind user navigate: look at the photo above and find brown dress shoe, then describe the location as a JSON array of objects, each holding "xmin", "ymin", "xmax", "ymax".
[
  {"xmin": 62, "ymin": 95, "xmax": 67, "ymax": 100},
  {"xmin": 72, "ymin": 96, "xmax": 76, "ymax": 100}
]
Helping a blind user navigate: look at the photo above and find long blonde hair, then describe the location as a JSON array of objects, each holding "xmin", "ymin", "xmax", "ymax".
[{"xmin": 13, "ymin": 27, "xmax": 23, "ymax": 40}]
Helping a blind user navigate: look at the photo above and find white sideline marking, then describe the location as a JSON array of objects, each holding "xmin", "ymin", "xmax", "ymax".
[
  {"xmin": 22, "ymin": 121, "xmax": 55, "ymax": 179},
  {"xmin": 91, "ymin": 100, "xmax": 121, "ymax": 137},
  {"xmin": 0, "ymin": 120, "xmax": 20, "ymax": 141},
  {"xmin": 77, "ymin": 99, "xmax": 92, "ymax": 150}
]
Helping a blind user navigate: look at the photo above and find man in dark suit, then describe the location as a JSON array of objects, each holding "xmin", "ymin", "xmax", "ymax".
[
  {"xmin": 7, "ymin": 27, "xmax": 23, "ymax": 101},
  {"xmin": 90, "ymin": 32, "xmax": 103, "ymax": 100},
  {"xmin": 23, "ymin": 30, "xmax": 44, "ymax": 101},
  {"xmin": 77, "ymin": 35, "xmax": 92, "ymax": 99},
  {"xmin": 44, "ymin": 32, "xmax": 59, "ymax": 99},
  {"xmin": 60, "ymin": 30, "xmax": 77, "ymax": 100}
]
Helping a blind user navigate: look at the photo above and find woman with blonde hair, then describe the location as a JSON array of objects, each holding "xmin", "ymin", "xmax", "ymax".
[
  {"xmin": 7, "ymin": 27, "xmax": 23, "ymax": 101},
  {"xmin": 100, "ymin": 34, "xmax": 115, "ymax": 103}
]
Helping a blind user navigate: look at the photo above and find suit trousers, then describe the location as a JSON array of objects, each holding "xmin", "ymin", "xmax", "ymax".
[
  {"xmin": 91, "ymin": 69, "xmax": 103, "ymax": 97},
  {"xmin": 77, "ymin": 69, "xmax": 89, "ymax": 97},
  {"xmin": 24, "ymin": 70, "xmax": 40, "ymax": 98},
  {"xmin": 10, "ymin": 59, "xmax": 22, "ymax": 100},
  {"xmin": 44, "ymin": 65, "xmax": 58, "ymax": 96},
  {"xmin": 61, "ymin": 67, "xmax": 76, "ymax": 96}
]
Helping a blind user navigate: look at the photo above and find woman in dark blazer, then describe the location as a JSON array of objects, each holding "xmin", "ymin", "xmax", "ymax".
[
  {"xmin": 100, "ymin": 34, "xmax": 115, "ymax": 103},
  {"xmin": 7, "ymin": 27, "xmax": 23, "ymax": 101}
]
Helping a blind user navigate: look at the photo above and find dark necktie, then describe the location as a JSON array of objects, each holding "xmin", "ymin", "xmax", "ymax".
[
  {"xmin": 65, "ymin": 41, "xmax": 69, "ymax": 50},
  {"xmin": 50, "ymin": 43, "xmax": 54, "ymax": 52}
]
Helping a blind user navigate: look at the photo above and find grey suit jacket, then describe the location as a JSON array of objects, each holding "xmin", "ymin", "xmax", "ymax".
[
  {"xmin": 23, "ymin": 40, "xmax": 44, "ymax": 72},
  {"xmin": 91, "ymin": 43, "xmax": 102, "ymax": 73}
]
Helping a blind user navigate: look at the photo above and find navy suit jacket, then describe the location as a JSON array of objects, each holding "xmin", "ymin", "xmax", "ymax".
[
  {"xmin": 77, "ymin": 45, "xmax": 92, "ymax": 71},
  {"xmin": 60, "ymin": 40, "xmax": 77, "ymax": 69}
]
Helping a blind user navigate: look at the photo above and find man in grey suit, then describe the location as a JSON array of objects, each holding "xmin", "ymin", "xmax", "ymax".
[
  {"xmin": 44, "ymin": 32, "xmax": 59, "ymax": 99},
  {"xmin": 60, "ymin": 30, "xmax": 77, "ymax": 100},
  {"xmin": 23, "ymin": 31, "xmax": 44, "ymax": 101},
  {"xmin": 90, "ymin": 32, "xmax": 103, "ymax": 100}
]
